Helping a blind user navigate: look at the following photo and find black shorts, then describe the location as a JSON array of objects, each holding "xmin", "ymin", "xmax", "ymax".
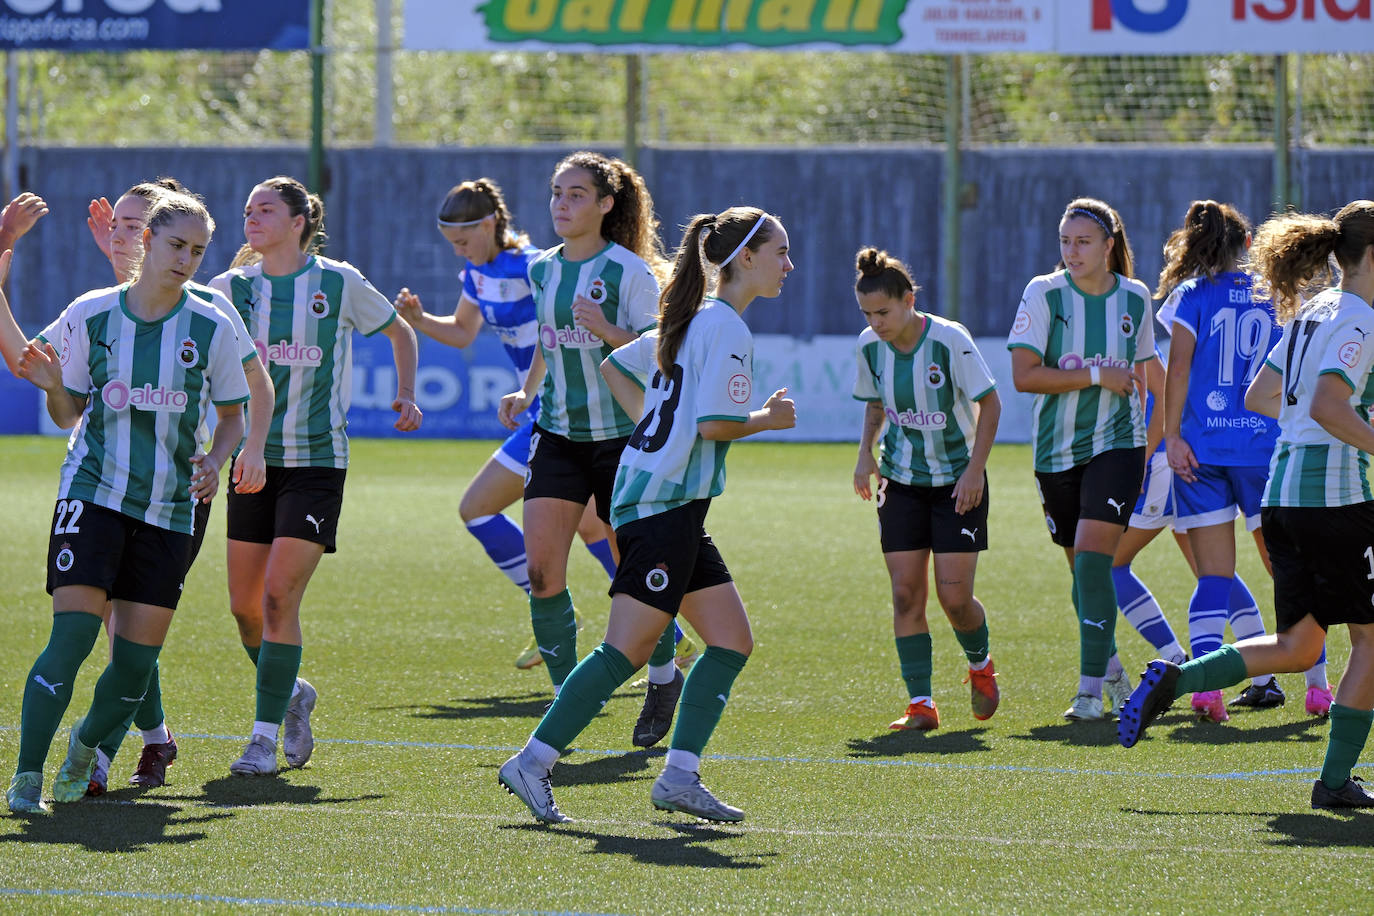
[
  {"xmin": 188, "ymin": 498, "xmax": 213, "ymax": 569},
  {"xmin": 46, "ymin": 500, "xmax": 192, "ymax": 609},
  {"xmin": 524, "ymin": 425, "xmax": 628, "ymax": 526},
  {"xmin": 877, "ymin": 475, "xmax": 990, "ymax": 554},
  {"xmin": 610, "ymin": 500, "xmax": 733, "ymax": 615},
  {"xmin": 1034, "ymin": 448, "xmax": 1146, "ymax": 548},
  {"xmin": 1262, "ymin": 503, "xmax": 1374, "ymax": 632},
  {"xmin": 226, "ymin": 466, "xmax": 347, "ymax": 553}
]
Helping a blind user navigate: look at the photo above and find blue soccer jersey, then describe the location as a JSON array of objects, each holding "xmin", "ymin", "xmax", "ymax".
[
  {"xmin": 464, "ymin": 246, "xmax": 539, "ymax": 388},
  {"xmin": 1170, "ymin": 272, "xmax": 1280, "ymax": 466}
]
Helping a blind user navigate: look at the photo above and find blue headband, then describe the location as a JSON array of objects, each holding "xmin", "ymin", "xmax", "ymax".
[{"xmin": 1068, "ymin": 207, "xmax": 1113, "ymax": 237}]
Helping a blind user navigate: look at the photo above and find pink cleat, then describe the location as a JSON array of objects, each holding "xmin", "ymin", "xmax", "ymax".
[
  {"xmin": 1305, "ymin": 685, "xmax": 1334, "ymax": 718},
  {"xmin": 1190, "ymin": 690, "xmax": 1229, "ymax": 723}
]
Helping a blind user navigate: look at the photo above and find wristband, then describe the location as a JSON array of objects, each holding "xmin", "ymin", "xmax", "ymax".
[{"xmin": 1089, "ymin": 365, "xmax": 1101, "ymax": 387}]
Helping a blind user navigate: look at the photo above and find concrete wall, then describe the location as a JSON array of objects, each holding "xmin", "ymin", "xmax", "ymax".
[{"xmin": 9, "ymin": 146, "xmax": 1372, "ymax": 344}]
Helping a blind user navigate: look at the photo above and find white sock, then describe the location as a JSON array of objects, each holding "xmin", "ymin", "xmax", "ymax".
[
  {"xmin": 1105, "ymin": 654, "xmax": 1124, "ymax": 678},
  {"xmin": 909, "ymin": 695, "xmax": 933, "ymax": 706},
  {"xmin": 251, "ymin": 721, "xmax": 279, "ymax": 742},
  {"xmin": 648, "ymin": 663, "xmax": 676, "ymax": 685},
  {"xmin": 1159, "ymin": 642, "xmax": 1186, "ymax": 665},
  {"xmin": 969, "ymin": 657, "xmax": 991, "ymax": 672},
  {"xmin": 664, "ymin": 750, "xmax": 700, "ymax": 775},
  {"xmin": 94, "ymin": 748, "xmax": 111, "ymax": 773},
  {"xmin": 1079, "ymin": 675, "xmax": 1104, "ymax": 697},
  {"xmin": 1306, "ymin": 662, "xmax": 1329, "ymax": 689},
  {"xmin": 290, "ymin": 679, "xmax": 301, "ymax": 701},
  {"xmin": 523, "ymin": 737, "xmax": 560, "ymax": 771},
  {"xmin": 141, "ymin": 722, "xmax": 171, "ymax": 745}
]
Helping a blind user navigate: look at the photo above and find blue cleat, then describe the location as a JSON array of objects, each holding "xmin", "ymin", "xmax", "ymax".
[{"xmin": 1118, "ymin": 660, "xmax": 1181, "ymax": 749}]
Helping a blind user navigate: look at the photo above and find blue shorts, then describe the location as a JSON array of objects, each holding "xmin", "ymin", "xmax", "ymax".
[
  {"xmin": 1175, "ymin": 464, "xmax": 1265, "ymax": 532},
  {"xmin": 1129, "ymin": 451, "xmax": 1177, "ymax": 532},
  {"xmin": 492, "ymin": 420, "xmax": 533, "ymax": 476}
]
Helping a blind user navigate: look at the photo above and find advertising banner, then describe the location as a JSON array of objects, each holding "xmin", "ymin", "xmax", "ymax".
[
  {"xmin": 0, "ymin": 0, "xmax": 309, "ymax": 51},
  {"xmin": 404, "ymin": 0, "xmax": 1374, "ymax": 54}
]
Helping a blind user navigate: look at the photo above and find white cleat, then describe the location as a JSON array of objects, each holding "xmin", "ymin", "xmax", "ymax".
[
  {"xmin": 1104, "ymin": 668, "xmax": 1133, "ymax": 717},
  {"xmin": 284, "ymin": 678, "xmax": 317, "ymax": 768},
  {"xmin": 1063, "ymin": 693, "xmax": 1109, "ymax": 721},
  {"xmin": 498, "ymin": 753, "xmax": 569, "ymax": 824},
  {"xmin": 651, "ymin": 766, "xmax": 744, "ymax": 823},
  {"xmin": 229, "ymin": 735, "xmax": 279, "ymax": 776}
]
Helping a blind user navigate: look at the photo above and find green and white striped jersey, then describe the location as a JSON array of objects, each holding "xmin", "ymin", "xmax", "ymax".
[
  {"xmin": 606, "ymin": 299, "xmax": 752, "ymax": 529},
  {"xmin": 209, "ymin": 255, "xmax": 397, "ymax": 469},
  {"xmin": 1006, "ymin": 270, "xmax": 1155, "ymax": 473},
  {"xmin": 528, "ymin": 241, "xmax": 659, "ymax": 441},
  {"xmin": 1262, "ymin": 289, "xmax": 1374, "ymax": 508},
  {"xmin": 853, "ymin": 316, "xmax": 997, "ymax": 487},
  {"xmin": 51, "ymin": 285, "xmax": 250, "ymax": 534}
]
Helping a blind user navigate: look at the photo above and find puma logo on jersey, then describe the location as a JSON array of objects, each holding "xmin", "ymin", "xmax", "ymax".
[
  {"xmin": 1106, "ymin": 498, "xmax": 1126, "ymax": 515},
  {"xmin": 1083, "ymin": 618, "xmax": 1106, "ymax": 630},
  {"xmin": 32, "ymin": 675, "xmax": 62, "ymax": 696},
  {"xmin": 961, "ymin": 527, "xmax": 978, "ymax": 541},
  {"xmin": 94, "ymin": 337, "xmax": 116, "ymax": 354},
  {"xmin": 306, "ymin": 514, "xmax": 324, "ymax": 534},
  {"xmin": 729, "ymin": 353, "xmax": 747, "ymax": 365},
  {"xmin": 1053, "ymin": 314, "xmax": 1070, "ymax": 327},
  {"xmin": 1357, "ymin": 327, "xmax": 1369, "ymax": 342}
]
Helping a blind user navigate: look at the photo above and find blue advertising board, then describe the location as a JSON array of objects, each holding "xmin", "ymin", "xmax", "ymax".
[{"xmin": 0, "ymin": 0, "xmax": 309, "ymax": 51}]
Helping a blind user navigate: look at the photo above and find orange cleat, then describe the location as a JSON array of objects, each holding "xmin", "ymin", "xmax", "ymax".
[
  {"xmin": 965, "ymin": 660, "xmax": 1000, "ymax": 721},
  {"xmin": 890, "ymin": 699, "xmax": 939, "ymax": 731}
]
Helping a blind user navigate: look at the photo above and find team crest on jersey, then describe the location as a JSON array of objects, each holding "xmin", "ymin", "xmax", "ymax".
[
  {"xmin": 587, "ymin": 278, "xmax": 607, "ymax": 304},
  {"xmin": 1339, "ymin": 340, "xmax": 1363, "ymax": 368},
  {"xmin": 177, "ymin": 337, "xmax": 199, "ymax": 368},
  {"xmin": 1206, "ymin": 390, "xmax": 1228, "ymax": 411},
  {"xmin": 309, "ymin": 291, "xmax": 330, "ymax": 318},
  {"xmin": 1119, "ymin": 313, "xmax": 1135, "ymax": 337},
  {"xmin": 925, "ymin": 363, "xmax": 945, "ymax": 388},
  {"xmin": 645, "ymin": 563, "xmax": 670, "ymax": 593},
  {"xmin": 55, "ymin": 543, "xmax": 74, "ymax": 572}
]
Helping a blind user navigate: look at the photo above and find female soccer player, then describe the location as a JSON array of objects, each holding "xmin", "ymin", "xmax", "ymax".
[
  {"xmin": 499, "ymin": 205, "xmax": 794, "ymax": 824},
  {"xmin": 210, "ymin": 176, "xmax": 422, "ymax": 776},
  {"xmin": 1120, "ymin": 201, "xmax": 1374, "ymax": 809},
  {"xmin": 850, "ymin": 247, "xmax": 1002, "ymax": 731},
  {"xmin": 393, "ymin": 178, "xmax": 689, "ymax": 674},
  {"xmin": 6, "ymin": 193, "xmax": 250, "ymax": 812},
  {"xmin": 1158, "ymin": 200, "xmax": 1331, "ymax": 721},
  {"xmin": 1007, "ymin": 197, "xmax": 1155, "ymax": 722},
  {"xmin": 75, "ymin": 179, "xmax": 274, "ymax": 793},
  {"xmin": 495, "ymin": 152, "xmax": 683, "ymax": 734}
]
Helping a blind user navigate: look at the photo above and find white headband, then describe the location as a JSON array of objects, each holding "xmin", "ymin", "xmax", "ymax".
[
  {"xmin": 437, "ymin": 214, "xmax": 490, "ymax": 228},
  {"xmin": 719, "ymin": 215, "xmax": 768, "ymax": 268}
]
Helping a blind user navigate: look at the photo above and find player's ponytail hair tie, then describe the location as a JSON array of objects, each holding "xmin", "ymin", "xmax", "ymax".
[
  {"xmin": 1068, "ymin": 207, "xmax": 1113, "ymax": 238},
  {"xmin": 719, "ymin": 214, "xmax": 767, "ymax": 268}
]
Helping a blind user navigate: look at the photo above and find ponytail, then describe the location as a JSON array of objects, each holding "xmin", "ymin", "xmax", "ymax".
[
  {"xmin": 1251, "ymin": 200, "xmax": 1374, "ymax": 323},
  {"xmin": 1156, "ymin": 200, "xmax": 1250, "ymax": 298}
]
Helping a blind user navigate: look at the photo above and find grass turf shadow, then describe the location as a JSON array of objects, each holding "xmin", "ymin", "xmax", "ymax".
[
  {"xmin": 1164, "ymin": 715, "xmax": 1326, "ymax": 746},
  {"xmin": 0, "ymin": 797, "xmax": 228, "ymax": 852},
  {"xmin": 377, "ymin": 692, "xmax": 553, "ymax": 721},
  {"xmin": 547, "ymin": 749, "xmax": 662, "ymax": 789},
  {"xmin": 500, "ymin": 820, "xmax": 773, "ymax": 869},
  {"xmin": 846, "ymin": 726, "xmax": 992, "ymax": 758},
  {"xmin": 174, "ymin": 774, "xmax": 385, "ymax": 808},
  {"xmin": 1010, "ymin": 718, "xmax": 1125, "ymax": 747},
  {"xmin": 1124, "ymin": 804, "xmax": 1374, "ymax": 848}
]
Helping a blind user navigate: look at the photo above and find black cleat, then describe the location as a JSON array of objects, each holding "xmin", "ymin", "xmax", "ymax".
[
  {"xmin": 1117, "ymin": 660, "xmax": 1181, "ymax": 749},
  {"xmin": 1312, "ymin": 776, "xmax": 1374, "ymax": 809},
  {"xmin": 1229, "ymin": 680, "xmax": 1286, "ymax": 709},
  {"xmin": 632, "ymin": 667, "xmax": 684, "ymax": 748}
]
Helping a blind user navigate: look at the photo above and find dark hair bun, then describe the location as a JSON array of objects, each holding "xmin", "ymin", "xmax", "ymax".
[{"xmin": 856, "ymin": 247, "xmax": 887, "ymax": 276}]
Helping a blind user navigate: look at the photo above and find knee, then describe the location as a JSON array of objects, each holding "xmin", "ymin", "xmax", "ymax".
[
  {"xmin": 458, "ymin": 494, "xmax": 483, "ymax": 525},
  {"xmin": 891, "ymin": 581, "xmax": 927, "ymax": 620},
  {"xmin": 937, "ymin": 590, "xmax": 979, "ymax": 626}
]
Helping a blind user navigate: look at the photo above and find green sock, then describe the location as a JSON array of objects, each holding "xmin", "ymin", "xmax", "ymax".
[
  {"xmin": 1074, "ymin": 551, "xmax": 1117, "ymax": 678},
  {"xmin": 532, "ymin": 643, "xmax": 634, "ymax": 752},
  {"xmin": 648, "ymin": 620, "xmax": 677, "ymax": 668},
  {"xmin": 16, "ymin": 611, "xmax": 103, "ymax": 774},
  {"xmin": 952, "ymin": 621, "xmax": 990, "ymax": 666},
  {"xmin": 78, "ymin": 636, "xmax": 161, "ymax": 748},
  {"xmin": 243, "ymin": 643, "xmax": 261, "ymax": 666},
  {"xmin": 670, "ymin": 646, "xmax": 748, "ymax": 756},
  {"xmin": 1174, "ymin": 644, "xmax": 1248, "ymax": 698},
  {"xmin": 1321, "ymin": 704, "xmax": 1374, "ymax": 790},
  {"xmin": 895, "ymin": 633, "xmax": 933, "ymax": 698},
  {"xmin": 530, "ymin": 590, "xmax": 578, "ymax": 687},
  {"xmin": 255, "ymin": 640, "xmax": 302, "ymax": 725},
  {"xmin": 132, "ymin": 662, "xmax": 165, "ymax": 731}
]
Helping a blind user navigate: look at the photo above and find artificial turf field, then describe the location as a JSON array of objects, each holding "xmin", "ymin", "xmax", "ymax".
[{"xmin": 0, "ymin": 435, "xmax": 1371, "ymax": 914}]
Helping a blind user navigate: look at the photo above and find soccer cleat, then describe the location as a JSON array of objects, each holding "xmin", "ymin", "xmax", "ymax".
[
  {"xmin": 514, "ymin": 636, "xmax": 544, "ymax": 670},
  {"xmin": 632, "ymin": 667, "xmax": 685, "ymax": 748},
  {"xmin": 1229, "ymin": 680, "xmax": 1287, "ymax": 709},
  {"xmin": 52, "ymin": 722, "xmax": 98, "ymax": 803},
  {"xmin": 130, "ymin": 735, "xmax": 178, "ymax": 788},
  {"xmin": 283, "ymin": 678, "xmax": 317, "ymax": 768},
  {"xmin": 1063, "ymin": 693, "xmax": 1108, "ymax": 722},
  {"xmin": 229, "ymin": 735, "xmax": 278, "ymax": 776},
  {"xmin": 1312, "ymin": 776, "xmax": 1374, "ymax": 809},
  {"xmin": 1103, "ymin": 667, "xmax": 1133, "ymax": 717},
  {"xmin": 651, "ymin": 767, "xmax": 744, "ymax": 823},
  {"xmin": 1191, "ymin": 690, "xmax": 1229, "ymax": 723},
  {"xmin": 498, "ymin": 753, "xmax": 569, "ymax": 824},
  {"xmin": 86, "ymin": 757, "xmax": 109, "ymax": 798},
  {"xmin": 1306, "ymin": 685, "xmax": 1334, "ymax": 718},
  {"xmin": 1118, "ymin": 660, "xmax": 1181, "ymax": 748},
  {"xmin": 965, "ymin": 661, "xmax": 1000, "ymax": 721},
  {"xmin": 890, "ymin": 699, "xmax": 939, "ymax": 731},
  {"xmin": 6, "ymin": 772, "xmax": 45, "ymax": 814},
  {"xmin": 674, "ymin": 635, "xmax": 699, "ymax": 671}
]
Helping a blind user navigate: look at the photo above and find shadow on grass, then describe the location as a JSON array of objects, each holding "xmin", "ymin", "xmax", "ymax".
[
  {"xmin": 157, "ymin": 775, "xmax": 385, "ymax": 809},
  {"xmin": 0, "ymin": 796, "xmax": 228, "ymax": 852},
  {"xmin": 1123, "ymin": 804, "xmax": 1374, "ymax": 848},
  {"xmin": 553, "ymin": 750, "xmax": 662, "ymax": 788},
  {"xmin": 500, "ymin": 820, "xmax": 773, "ymax": 869},
  {"xmin": 1165, "ymin": 716, "xmax": 1325, "ymax": 746},
  {"xmin": 846, "ymin": 727, "xmax": 991, "ymax": 758},
  {"xmin": 378, "ymin": 692, "xmax": 553, "ymax": 721},
  {"xmin": 1010, "ymin": 718, "xmax": 1124, "ymax": 747}
]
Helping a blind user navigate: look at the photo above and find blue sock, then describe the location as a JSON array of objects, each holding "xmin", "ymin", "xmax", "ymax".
[
  {"xmin": 674, "ymin": 622, "xmax": 684, "ymax": 645},
  {"xmin": 1112, "ymin": 563, "xmax": 1180, "ymax": 653},
  {"xmin": 466, "ymin": 514, "xmax": 530, "ymax": 592},
  {"xmin": 583, "ymin": 537, "xmax": 617, "ymax": 578},
  {"xmin": 1188, "ymin": 575, "xmax": 1233, "ymax": 659},
  {"xmin": 1228, "ymin": 574, "xmax": 1274, "ymax": 686}
]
